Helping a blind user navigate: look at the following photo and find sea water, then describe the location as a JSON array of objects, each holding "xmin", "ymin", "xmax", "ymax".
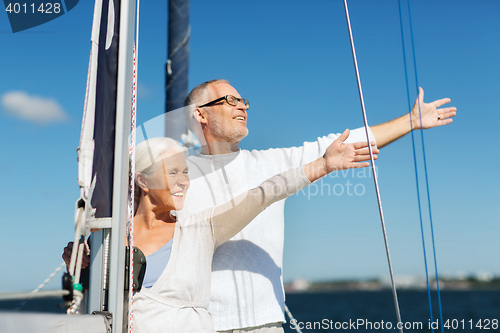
[
  {"xmin": 283, "ymin": 290, "xmax": 500, "ymax": 332},
  {"xmin": 1, "ymin": 290, "xmax": 498, "ymax": 332}
]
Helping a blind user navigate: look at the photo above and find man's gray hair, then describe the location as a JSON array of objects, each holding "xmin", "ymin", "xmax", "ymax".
[
  {"xmin": 184, "ymin": 79, "xmax": 230, "ymax": 107},
  {"xmin": 183, "ymin": 79, "xmax": 229, "ymax": 132}
]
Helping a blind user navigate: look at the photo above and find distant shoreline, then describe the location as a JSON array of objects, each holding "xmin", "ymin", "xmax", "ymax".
[{"xmin": 285, "ymin": 277, "xmax": 500, "ymax": 293}]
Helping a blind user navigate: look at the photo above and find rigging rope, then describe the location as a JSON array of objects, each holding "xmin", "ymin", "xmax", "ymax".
[
  {"xmin": 13, "ymin": 262, "xmax": 66, "ymax": 311},
  {"xmin": 127, "ymin": 0, "xmax": 140, "ymax": 332},
  {"xmin": 398, "ymin": 1, "xmax": 444, "ymax": 331},
  {"xmin": 341, "ymin": 1, "xmax": 403, "ymax": 332},
  {"xmin": 285, "ymin": 305, "xmax": 303, "ymax": 333},
  {"xmin": 397, "ymin": 0, "xmax": 434, "ymax": 328}
]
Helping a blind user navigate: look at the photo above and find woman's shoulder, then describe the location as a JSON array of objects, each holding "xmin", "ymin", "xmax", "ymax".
[{"xmin": 178, "ymin": 208, "xmax": 215, "ymax": 228}]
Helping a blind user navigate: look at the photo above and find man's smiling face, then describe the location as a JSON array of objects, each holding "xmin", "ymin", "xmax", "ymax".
[{"xmin": 201, "ymin": 82, "xmax": 249, "ymax": 144}]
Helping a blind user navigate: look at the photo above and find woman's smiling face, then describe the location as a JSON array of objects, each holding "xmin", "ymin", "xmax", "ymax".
[{"xmin": 146, "ymin": 148, "xmax": 190, "ymax": 211}]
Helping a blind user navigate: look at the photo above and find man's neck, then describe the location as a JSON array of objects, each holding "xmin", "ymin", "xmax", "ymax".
[{"xmin": 201, "ymin": 141, "xmax": 240, "ymax": 155}]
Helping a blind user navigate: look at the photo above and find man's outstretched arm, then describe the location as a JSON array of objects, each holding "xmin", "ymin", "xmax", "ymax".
[{"xmin": 371, "ymin": 87, "xmax": 457, "ymax": 148}]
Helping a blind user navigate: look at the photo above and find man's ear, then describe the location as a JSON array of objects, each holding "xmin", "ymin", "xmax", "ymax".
[
  {"xmin": 136, "ymin": 173, "xmax": 148, "ymax": 192},
  {"xmin": 194, "ymin": 107, "xmax": 208, "ymax": 125}
]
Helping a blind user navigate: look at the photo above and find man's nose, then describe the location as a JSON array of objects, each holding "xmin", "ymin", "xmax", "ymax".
[{"xmin": 236, "ymin": 100, "xmax": 248, "ymax": 111}]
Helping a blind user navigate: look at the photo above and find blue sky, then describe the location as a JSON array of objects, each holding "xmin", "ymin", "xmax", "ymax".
[{"xmin": 0, "ymin": 0, "xmax": 498, "ymax": 293}]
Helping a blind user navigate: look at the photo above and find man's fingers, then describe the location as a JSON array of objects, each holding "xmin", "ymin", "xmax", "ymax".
[
  {"xmin": 436, "ymin": 118, "xmax": 453, "ymax": 127},
  {"xmin": 417, "ymin": 87, "xmax": 424, "ymax": 102},
  {"xmin": 355, "ymin": 147, "xmax": 379, "ymax": 155},
  {"xmin": 335, "ymin": 129, "xmax": 350, "ymax": 144},
  {"xmin": 351, "ymin": 161, "xmax": 370, "ymax": 168},
  {"xmin": 443, "ymin": 106, "xmax": 457, "ymax": 112},
  {"xmin": 354, "ymin": 154, "xmax": 377, "ymax": 162},
  {"xmin": 440, "ymin": 108, "xmax": 457, "ymax": 119},
  {"xmin": 432, "ymin": 97, "xmax": 452, "ymax": 108},
  {"xmin": 352, "ymin": 141, "xmax": 376, "ymax": 149}
]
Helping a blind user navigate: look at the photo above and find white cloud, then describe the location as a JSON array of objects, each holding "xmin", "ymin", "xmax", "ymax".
[{"xmin": 1, "ymin": 91, "xmax": 68, "ymax": 124}]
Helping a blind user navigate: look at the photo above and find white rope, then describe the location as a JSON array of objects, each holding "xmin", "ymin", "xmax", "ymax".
[
  {"xmin": 74, "ymin": 240, "xmax": 86, "ymax": 285},
  {"xmin": 342, "ymin": 1, "xmax": 403, "ymax": 332},
  {"xmin": 13, "ymin": 262, "xmax": 66, "ymax": 311},
  {"xmin": 68, "ymin": 211, "xmax": 83, "ymax": 277},
  {"xmin": 127, "ymin": 1, "xmax": 139, "ymax": 332},
  {"xmin": 68, "ymin": 289, "xmax": 84, "ymax": 314},
  {"xmin": 67, "ymin": 237, "xmax": 85, "ymax": 315},
  {"xmin": 285, "ymin": 305, "xmax": 303, "ymax": 333}
]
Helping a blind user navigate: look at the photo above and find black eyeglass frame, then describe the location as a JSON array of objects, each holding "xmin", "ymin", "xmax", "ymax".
[{"xmin": 199, "ymin": 95, "xmax": 249, "ymax": 109}]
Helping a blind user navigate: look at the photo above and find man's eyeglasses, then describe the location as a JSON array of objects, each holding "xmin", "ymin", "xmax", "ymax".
[{"xmin": 199, "ymin": 95, "xmax": 250, "ymax": 109}]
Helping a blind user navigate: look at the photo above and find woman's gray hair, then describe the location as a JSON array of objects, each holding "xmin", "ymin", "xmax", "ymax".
[
  {"xmin": 133, "ymin": 137, "xmax": 187, "ymax": 211},
  {"xmin": 136, "ymin": 137, "xmax": 187, "ymax": 174}
]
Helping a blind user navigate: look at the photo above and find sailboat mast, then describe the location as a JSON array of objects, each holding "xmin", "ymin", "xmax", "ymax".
[
  {"xmin": 82, "ymin": 0, "xmax": 136, "ymax": 331},
  {"xmin": 108, "ymin": 0, "xmax": 136, "ymax": 331},
  {"xmin": 165, "ymin": 0, "xmax": 190, "ymax": 140}
]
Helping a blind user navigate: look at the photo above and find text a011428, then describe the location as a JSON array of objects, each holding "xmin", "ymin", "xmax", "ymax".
[
  {"xmin": 5, "ymin": 2, "xmax": 62, "ymax": 14},
  {"xmin": 443, "ymin": 319, "xmax": 498, "ymax": 330}
]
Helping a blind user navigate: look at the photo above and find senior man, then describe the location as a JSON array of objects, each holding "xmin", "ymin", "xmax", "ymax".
[{"xmin": 179, "ymin": 79, "xmax": 456, "ymax": 333}]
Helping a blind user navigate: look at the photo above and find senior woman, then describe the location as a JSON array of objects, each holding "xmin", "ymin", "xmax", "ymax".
[{"xmin": 64, "ymin": 131, "xmax": 377, "ymax": 333}]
